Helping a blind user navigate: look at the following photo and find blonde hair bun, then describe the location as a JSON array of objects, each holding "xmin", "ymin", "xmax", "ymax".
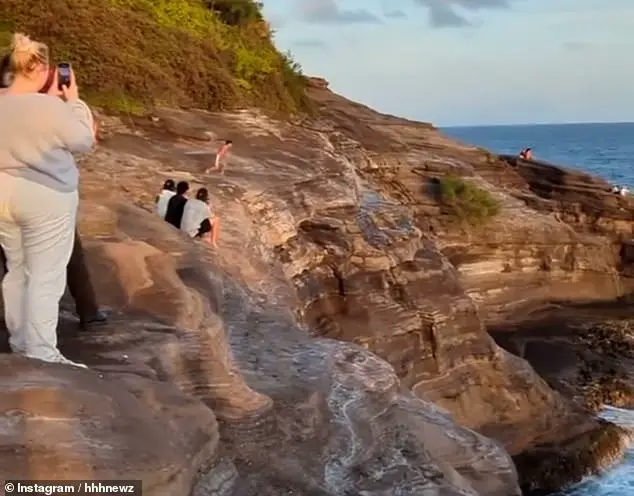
[
  {"xmin": 9, "ymin": 32, "xmax": 48, "ymax": 76},
  {"xmin": 11, "ymin": 33, "xmax": 36, "ymax": 54}
]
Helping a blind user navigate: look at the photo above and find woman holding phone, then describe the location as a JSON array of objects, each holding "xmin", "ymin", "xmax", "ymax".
[
  {"xmin": 0, "ymin": 33, "xmax": 95, "ymax": 367},
  {"xmin": 0, "ymin": 53, "xmax": 108, "ymax": 333}
]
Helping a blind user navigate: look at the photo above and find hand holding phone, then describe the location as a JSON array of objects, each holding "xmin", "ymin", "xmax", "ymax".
[
  {"xmin": 57, "ymin": 62, "xmax": 71, "ymax": 90},
  {"xmin": 57, "ymin": 62, "xmax": 79, "ymax": 102}
]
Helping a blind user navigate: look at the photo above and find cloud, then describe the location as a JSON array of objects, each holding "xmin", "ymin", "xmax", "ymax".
[
  {"xmin": 563, "ymin": 41, "xmax": 589, "ymax": 53},
  {"xmin": 293, "ymin": 39, "xmax": 328, "ymax": 49},
  {"xmin": 428, "ymin": 5, "xmax": 470, "ymax": 27},
  {"xmin": 379, "ymin": 0, "xmax": 407, "ymax": 19},
  {"xmin": 413, "ymin": 0, "xmax": 517, "ymax": 28},
  {"xmin": 384, "ymin": 9, "xmax": 407, "ymax": 19},
  {"xmin": 283, "ymin": 0, "xmax": 518, "ymax": 27},
  {"xmin": 298, "ymin": 0, "xmax": 381, "ymax": 24}
]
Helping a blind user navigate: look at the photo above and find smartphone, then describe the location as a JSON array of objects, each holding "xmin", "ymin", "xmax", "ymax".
[{"xmin": 57, "ymin": 62, "xmax": 71, "ymax": 90}]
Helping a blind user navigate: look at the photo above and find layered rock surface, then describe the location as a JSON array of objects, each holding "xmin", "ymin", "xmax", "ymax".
[
  {"xmin": 0, "ymin": 202, "xmax": 520, "ymax": 495},
  {"xmin": 1, "ymin": 81, "xmax": 632, "ymax": 494}
]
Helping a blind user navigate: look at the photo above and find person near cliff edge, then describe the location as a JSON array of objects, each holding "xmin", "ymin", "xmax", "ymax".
[
  {"xmin": 180, "ymin": 187, "xmax": 219, "ymax": 247},
  {"xmin": 155, "ymin": 179, "xmax": 176, "ymax": 219},
  {"xmin": 519, "ymin": 147, "xmax": 533, "ymax": 160},
  {"xmin": 0, "ymin": 33, "xmax": 95, "ymax": 367},
  {"xmin": 0, "ymin": 54, "xmax": 108, "ymax": 333},
  {"xmin": 205, "ymin": 139, "xmax": 232, "ymax": 174},
  {"xmin": 164, "ymin": 181, "xmax": 190, "ymax": 229}
]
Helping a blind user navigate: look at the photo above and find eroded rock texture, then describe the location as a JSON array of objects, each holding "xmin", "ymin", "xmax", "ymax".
[
  {"xmin": 1, "ymin": 83, "xmax": 632, "ymax": 494},
  {"xmin": 1, "ymin": 204, "xmax": 519, "ymax": 495}
]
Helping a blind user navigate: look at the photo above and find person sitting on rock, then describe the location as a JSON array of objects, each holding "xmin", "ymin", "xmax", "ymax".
[
  {"xmin": 519, "ymin": 147, "xmax": 533, "ymax": 160},
  {"xmin": 164, "ymin": 180, "xmax": 189, "ymax": 229},
  {"xmin": 180, "ymin": 188, "xmax": 219, "ymax": 247},
  {"xmin": 155, "ymin": 179, "xmax": 176, "ymax": 219},
  {"xmin": 205, "ymin": 139, "xmax": 232, "ymax": 174}
]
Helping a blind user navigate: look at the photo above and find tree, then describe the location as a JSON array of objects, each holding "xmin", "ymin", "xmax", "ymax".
[{"xmin": 205, "ymin": 0, "xmax": 263, "ymax": 25}]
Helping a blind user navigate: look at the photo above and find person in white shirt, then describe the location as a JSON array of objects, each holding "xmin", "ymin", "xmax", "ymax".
[
  {"xmin": 180, "ymin": 188, "xmax": 219, "ymax": 246},
  {"xmin": 155, "ymin": 179, "xmax": 176, "ymax": 218}
]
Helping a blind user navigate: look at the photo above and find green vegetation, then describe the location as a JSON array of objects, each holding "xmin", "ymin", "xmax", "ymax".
[
  {"xmin": 438, "ymin": 176, "xmax": 500, "ymax": 224},
  {"xmin": 0, "ymin": 0, "xmax": 310, "ymax": 115}
]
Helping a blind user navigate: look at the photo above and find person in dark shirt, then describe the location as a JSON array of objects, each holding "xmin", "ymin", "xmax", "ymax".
[
  {"xmin": 0, "ymin": 230, "xmax": 108, "ymax": 331},
  {"xmin": 164, "ymin": 181, "xmax": 189, "ymax": 228}
]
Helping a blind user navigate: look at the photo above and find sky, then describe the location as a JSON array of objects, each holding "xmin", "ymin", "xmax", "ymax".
[{"xmin": 261, "ymin": 0, "xmax": 634, "ymax": 126}]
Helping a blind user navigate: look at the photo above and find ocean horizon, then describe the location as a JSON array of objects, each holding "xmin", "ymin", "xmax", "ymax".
[
  {"xmin": 445, "ymin": 121, "xmax": 634, "ymax": 128},
  {"xmin": 443, "ymin": 122, "xmax": 634, "ymax": 190}
]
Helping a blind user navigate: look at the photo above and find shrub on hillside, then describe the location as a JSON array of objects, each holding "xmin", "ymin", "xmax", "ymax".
[
  {"xmin": 438, "ymin": 176, "xmax": 500, "ymax": 224},
  {"xmin": 0, "ymin": 0, "xmax": 309, "ymax": 115},
  {"xmin": 205, "ymin": 0, "xmax": 264, "ymax": 25}
]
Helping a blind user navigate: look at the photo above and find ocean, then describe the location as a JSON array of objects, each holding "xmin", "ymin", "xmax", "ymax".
[
  {"xmin": 444, "ymin": 122, "xmax": 634, "ymax": 188},
  {"xmin": 443, "ymin": 122, "xmax": 634, "ymax": 496}
]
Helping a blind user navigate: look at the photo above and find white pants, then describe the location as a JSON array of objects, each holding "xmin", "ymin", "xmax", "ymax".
[{"xmin": 0, "ymin": 173, "xmax": 77, "ymax": 361}]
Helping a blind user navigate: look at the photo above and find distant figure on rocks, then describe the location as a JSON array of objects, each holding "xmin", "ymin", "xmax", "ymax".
[
  {"xmin": 611, "ymin": 185, "xmax": 629, "ymax": 196},
  {"xmin": 519, "ymin": 147, "xmax": 533, "ymax": 160},
  {"xmin": 180, "ymin": 188, "xmax": 219, "ymax": 247},
  {"xmin": 155, "ymin": 179, "xmax": 176, "ymax": 219},
  {"xmin": 164, "ymin": 181, "xmax": 189, "ymax": 229},
  {"xmin": 206, "ymin": 139, "xmax": 232, "ymax": 174}
]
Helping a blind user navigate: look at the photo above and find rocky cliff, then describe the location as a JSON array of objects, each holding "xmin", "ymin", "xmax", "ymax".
[{"xmin": 1, "ymin": 80, "xmax": 632, "ymax": 495}]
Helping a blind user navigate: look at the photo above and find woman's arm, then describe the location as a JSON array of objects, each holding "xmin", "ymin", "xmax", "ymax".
[{"xmin": 51, "ymin": 97, "xmax": 95, "ymax": 154}]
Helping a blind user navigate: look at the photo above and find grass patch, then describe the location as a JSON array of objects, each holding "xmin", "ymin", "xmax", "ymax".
[
  {"xmin": 0, "ymin": 0, "xmax": 310, "ymax": 115},
  {"xmin": 438, "ymin": 176, "xmax": 500, "ymax": 225}
]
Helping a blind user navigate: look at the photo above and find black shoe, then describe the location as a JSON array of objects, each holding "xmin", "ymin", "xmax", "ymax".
[{"xmin": 79, "ymin": 309, "xmax": 109, "ymax": 330}]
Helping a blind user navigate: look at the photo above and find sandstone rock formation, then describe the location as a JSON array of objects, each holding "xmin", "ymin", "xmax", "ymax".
[
  {"xmin": 0, "ymin": 201, "xmax": 520, "ymax": 495},
  {"xmin": 1, "ymin": 83, "xmax": 632, "ymax": 494}
]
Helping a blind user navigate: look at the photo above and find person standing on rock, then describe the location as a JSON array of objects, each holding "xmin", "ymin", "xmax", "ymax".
[
  {"xmin": 0, "ymin": 53, "xmax": 108, "ymax": 334},
  {"xmin": 0, "ymin": 33, "xmax": 95, "ymax": 367},
  {"xmin": 165, "ymin": 181, "xmax": 190, "ymax": 229},
  {"xmin": 180, "ymin": 188, "xmax": 219, "ymax": 247},
  {"xmin": 205, "ymin": 139, "xmax": 232, "ymax": 174}
]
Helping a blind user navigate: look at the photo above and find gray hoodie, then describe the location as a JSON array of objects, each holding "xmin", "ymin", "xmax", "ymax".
[{"xmin": 0, "ymin": 93, "xmax": 94, "ymax": 192}]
